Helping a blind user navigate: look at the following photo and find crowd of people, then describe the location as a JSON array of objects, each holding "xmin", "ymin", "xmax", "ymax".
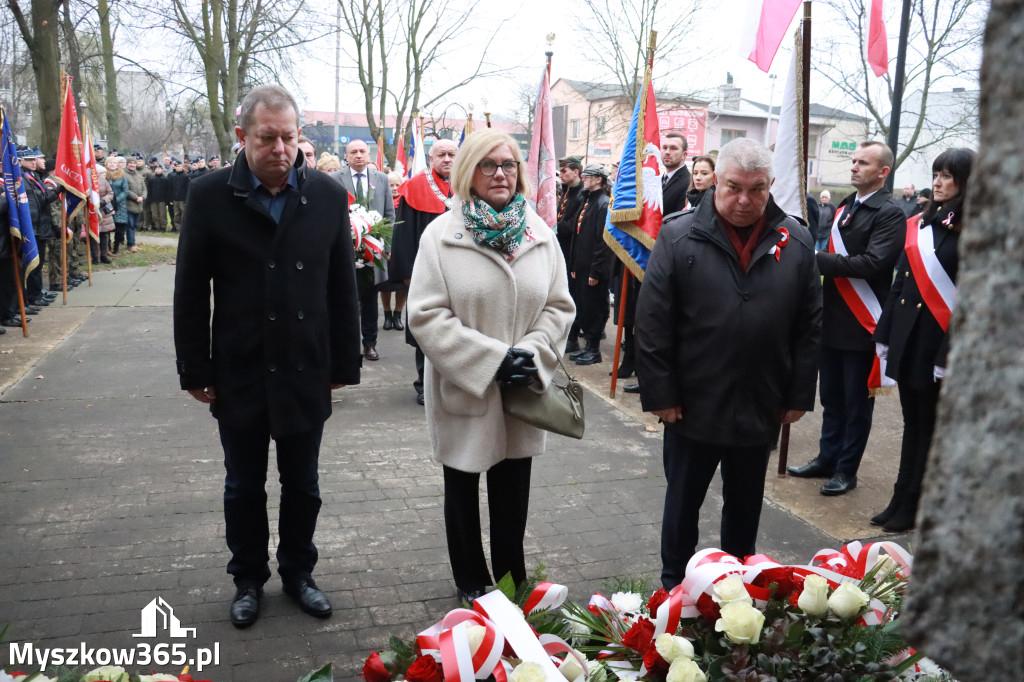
[{"xmin": 5, "ymin": 81, "xmax": 969, "ymax": 625}]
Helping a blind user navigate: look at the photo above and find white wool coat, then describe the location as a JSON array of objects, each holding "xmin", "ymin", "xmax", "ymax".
[{"xmin": 408, "ymin": 201, "xmax": 576, "ymax": 473}]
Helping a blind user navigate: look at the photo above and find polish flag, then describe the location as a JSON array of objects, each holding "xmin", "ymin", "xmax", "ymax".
[
  {"xmin": 526, "ymin": 64, "xmax": 557, "ymax": 228},
  {"xmin": 740, "ymin": 0, "xmax": 803, "ymax": 72},
  {"xmin": 864, "ymin": 0, "xmax": 889, "ymax": 77}
]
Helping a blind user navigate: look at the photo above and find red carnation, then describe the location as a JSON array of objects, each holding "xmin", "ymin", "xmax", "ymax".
[
  {"xmin": 361, "ymin": 651, "xmax": 393, "ymax": 682},
  {"xmin": 621, "ymin": 616, "xmax": 656, "ymax": 655},
  {"xmin": 643, "ymin": 646, "xmax": 670, "ymax": 679},
  {"xmin": 695, "ymin": 593, "xmax": 720, "ymax": 622},
  {"xmin": 647, "ymin": 588, "xmax": 669, "ymax": 616},
  {"xmin": 405, "ymin": 655, "xmax": 442, "ymax": 682}
]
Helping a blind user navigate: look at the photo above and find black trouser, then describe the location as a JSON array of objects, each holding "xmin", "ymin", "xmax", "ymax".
[
  {"xmin": 443, "ymin": 458, "xmax": 532, "ymax": 592},
  {"xmin": 817, "ymin": 346, "xmax": 876, "ymax": 475},
  {"xmin": 660, "ymin": 428, "xmax": 771, "ymax": 589},
  {"xmin": 894, "ymin": 381, "xmax": 941, "ymax": 498},
  {"xmin": 113, "ymin": 221, "xmax": 127, "ymax": 250},
  {"xmin": 219, "ymin": 420, "xmax": 324, "ymax": 587},
  {"xmin": 0, "ymin": 256, "xmax": 17, "ymax": 318},
  {"xmin": 574, "ymin": 276, "xmax": 609, "ymax": 343},
  {"xmin": 26, "ymin": 240, "xmax": 45, "ymax": 302},
  {"xmin": 358, "ymin": 278, "xmax": 378, "ymax": 349}
]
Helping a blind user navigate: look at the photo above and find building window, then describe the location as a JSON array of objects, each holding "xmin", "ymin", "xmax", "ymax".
[
  {"xmin": 569, "ymin": 119, "xmax": 580, "ymax": 140},
  {"xmin": 808, "ymin": 134, "xmax": 819, "ymax": 156},
  {"xmin": 595, "ymin": 116, "xmax": 606, "ymax": 138},
  {"xmin": 721, "ymin": 129, "xmax": 746, "ymax": 146}
]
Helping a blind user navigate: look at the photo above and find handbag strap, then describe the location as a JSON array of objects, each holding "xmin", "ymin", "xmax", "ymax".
[{"xmin": 547, "ymin": 340, "xmax": 574, "ymax": 380}]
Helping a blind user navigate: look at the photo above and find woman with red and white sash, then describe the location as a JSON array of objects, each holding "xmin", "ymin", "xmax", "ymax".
[{"xmin": 871, "ymin": 148, "xmax": 975, "ymax": 533}]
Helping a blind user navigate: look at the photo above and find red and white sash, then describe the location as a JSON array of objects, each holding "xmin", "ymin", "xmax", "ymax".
[
  {"xmin": 904, "ymin": 215, "xmax": 955, "ymax": 332},
  {"xmin": 828, "ymin": 208, "xmax": 895, "ymax": 392}
]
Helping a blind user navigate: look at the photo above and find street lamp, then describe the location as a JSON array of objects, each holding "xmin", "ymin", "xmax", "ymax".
[{"xmin": 764, "ymin": 73, "xmax": 778, "ymax": 146}]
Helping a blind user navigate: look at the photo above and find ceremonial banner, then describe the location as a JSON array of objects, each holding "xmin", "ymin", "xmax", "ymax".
[
  {"xmin": 526, "ymin": 64, "xmax": 557, "ymax": 229},
  {"xmin": 0, "ymin": 106, "xmax": 40, "ymax": 283},
  {"xmin": 409, "ymin": 117, "xmax": 427, "ymax": 178},
  {"xmin": 54, "ymin": 76, "xmax": 89, "ymax": 222},
  {"xmin": 740, "ymin": 0, "xmax": 802, "ymax": 72},
  {"xmin": 771, "ymin": 31, "xmax": 807, "ymax": 221},
  {"xmin": 81, "ymin": 121, "xmax": 101, "ymax": 242},
  {"xmin": 375, "ymin": 132, "xmax": 385, "ymax": 171},
  {"xmin": 394, "ymin": 130, "xmax": 407, "ymax": 179},
  {"xmin": 865, "ymin": 0, "xmax": 889, "ymax": 77},
  {"xmin": 603, "ymin": 62, "xmax": 663, "ymax": 280}
]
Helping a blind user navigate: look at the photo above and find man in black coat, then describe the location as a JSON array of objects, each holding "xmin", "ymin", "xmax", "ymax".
[
  {"xmin": 167, "ymin": 160, "xmax": 190, "ymax": 232},
  {"xmin": 20, "ymin": 148, "xmax": 58, "ymax": 309},
  {"xmin": 660, "ymin": 132, "xmax": 691, "ymax": 215},
  {"xmin": 567, "ymin": 164, "xmax": 614, "ymax": 366},
  {"xmin": 173, "ymin": 85, "xmax": 361, "ymax": 628},
  {"xmin": 555, "ymin": 156, "xmax": 586, "ymax": 271},
  {"xmin": 636, "ymin": 138, "xmax": 822, "ymax": 588},
  {"xmin": 145, "ymin": 164, "xmax": 169, "ymax": 231},
  {"xmin": 787, "ymin": 141, "xmax": 906, "ymax": 495}
]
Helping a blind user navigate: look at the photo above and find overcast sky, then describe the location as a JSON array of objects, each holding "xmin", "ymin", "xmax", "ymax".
[{"xmin": 289, "ymin": 0, "xmax": 981, "ymax": 124}]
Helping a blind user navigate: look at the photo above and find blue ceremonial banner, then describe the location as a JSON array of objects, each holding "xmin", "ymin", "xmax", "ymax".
[{"xmin": 0, "ymin": 107, "xmax": 40, "ymax": 284}]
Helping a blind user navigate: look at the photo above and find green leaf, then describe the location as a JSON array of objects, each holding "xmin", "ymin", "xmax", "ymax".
[
  {"xmin": 892, "ymin": 649, "xmax": 926, "ymax": 675},
  {"xmin": 296, "ymin": 662, "xmax": 333, "ymax": 682},
  {"xmin": 495, "ymin": 572, "xmax": 517, "ymax": 601}
]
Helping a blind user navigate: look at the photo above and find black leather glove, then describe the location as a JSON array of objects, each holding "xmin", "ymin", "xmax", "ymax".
[{"xmin": 495, "ymin": 348, "xmax": 538, "ymax": 387}]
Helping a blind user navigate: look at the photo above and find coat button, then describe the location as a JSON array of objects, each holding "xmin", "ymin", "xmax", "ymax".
[
  {"xmin": 916, "ymin": 302, "xmax": 922, "ymax": 309},
  {"xmin": 297, "ymin": 363, "xmax": 305, "ymax": 371},
  {"xmin": 268, "ymin": 363, "xmax": 277, "ymax": 372},
  {"xmin": 297, "ymin": 310, "xmax": 305, "ymax": 320},
  {"xmin": 296, "ymin": 261, "xmax": 304, "ymax": 270},
  {"xmin": 268, "ymin": 260, "xmax": 276, "ymax": 269},
  {"xmin": 742, "ymin": 292, "xmax": 751, "ymax": 301},
  {"xmin": 300, "ymin": 196, "xmax": 308, "ymax": 205},
  {"xmin": 268, "ymin": 312, "xmax": 277, "ymax": 321},
  {"xmin": 905, "ymin": 271, "xmax": 910, "ymax": 277},
  {"xmin": 900, "ymin": 299, "xmax": 905, "ymax": 305}
]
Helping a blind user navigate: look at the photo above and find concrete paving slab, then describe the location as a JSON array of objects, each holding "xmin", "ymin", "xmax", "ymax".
[{"xmin": 0, "ymin": 264, "xmax": 912, "ymax": 681}]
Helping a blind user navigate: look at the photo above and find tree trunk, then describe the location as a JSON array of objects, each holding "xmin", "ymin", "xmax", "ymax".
[
  {"xmin": 97, "ymin": 0, "xmax": 120, "ymax": 149},
  {"xmin": 902, "ymin": 0, "xmax": 1024, "ymax": 679},
  {"xmin": 21, "ymin": 0, "xmax": 62, "ymax": 155},
  {"xmin": 62, "ymin": 0, "xmax": 85, "ymax": 107}
]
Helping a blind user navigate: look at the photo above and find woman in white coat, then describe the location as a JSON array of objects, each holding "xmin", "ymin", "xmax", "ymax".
[{"xmin": 408, "ymin": 129, "xmax": 575, "ymax": 602}]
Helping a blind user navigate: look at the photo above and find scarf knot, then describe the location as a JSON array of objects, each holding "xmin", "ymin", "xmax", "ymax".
[{"xmin": 461, "ymin": 193, "xmax": 528, "ymax": 261}]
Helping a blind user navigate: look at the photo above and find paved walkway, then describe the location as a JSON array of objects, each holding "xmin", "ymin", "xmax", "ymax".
[{"xmin": 0, "ymin": 264, "xmax": 909, "ymax": 681}]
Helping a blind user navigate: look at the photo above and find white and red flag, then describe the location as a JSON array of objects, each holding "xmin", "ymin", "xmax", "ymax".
[
  {"xmin": 394, "ymin": 130, "xmax": 407, "ymax": 179},
  {"xmin": 81, "ymin": 121, "xmax": 101, "ymax": 243},
  {"xmin": 54, "ymin": 76, "xmax": 88, "ymax": 222},
  {"xmin": 740, "ymin": 0, "xmax": 803, "ymax": 72},
  {"xmin": 865, "ymin": 0, "xmax": 889, "ymax": 77},
  {"xmin": 526, "ymin": 64, "xmax": 557, "ymax": 228}
]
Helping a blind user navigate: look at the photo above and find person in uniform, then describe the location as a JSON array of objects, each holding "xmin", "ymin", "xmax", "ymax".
[{"xmin": 389, "ymin": 139, "xmax": 458, "ymax": 405}]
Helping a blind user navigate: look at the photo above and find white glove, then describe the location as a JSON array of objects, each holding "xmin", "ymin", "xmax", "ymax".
[
  {"xmin": 875, "ymin": 343, "xmax": 889, "ymax": 360},
  {"xmin": 933, "ymin": 366, "xmax": 946, "ymax": 382}
]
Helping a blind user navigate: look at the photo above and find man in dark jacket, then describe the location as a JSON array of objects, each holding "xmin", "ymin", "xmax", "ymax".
[
  {"xmin": 145, "ymin": 164, "xmax": 169, "ymax": 231},
  {"xmin": 660, "ymin": 132, "xmax": 692, "ymax": 215},
  {"xmin": 787, "ymin": 141, "xmax": 906, "ymax": 495},
  {"xmin": 567, "ymin": 164, "xmax": 614, "ymax": 366},
  {"xmin": 555, "ymin": 156, "xmax": 586, "ymax": 271},
  {"xmin": 636, "ymin": 138, "xmax": 822, "ymax": 589},
  {"xmin": 20, "ymin": 148, "xmax": 58, "ymax": 309},
  {"xmin": 173, "ymin": 85, "xmax": 361, "ymax": 628},
  {"xmin": 816, "ymin": 190, "xmax": 837, "ymax": 250},
  {"xmin": 167, "ymin": 160, "xmax": 190, "ymax": 231}
]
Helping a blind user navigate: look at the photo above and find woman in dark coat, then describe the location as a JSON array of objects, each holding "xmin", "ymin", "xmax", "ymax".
[{"xmin": 871, "ymin": 148, "xmax": 975, "ymax": 532}]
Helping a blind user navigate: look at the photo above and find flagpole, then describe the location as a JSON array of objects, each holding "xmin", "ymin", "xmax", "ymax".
[
  {"xmin": 60, "ymin": 72, "xmax": 69, "ymax": 304},
  {"xmin": 884, "ymin": 0, "xmax": 913, "ymax": 193},
  {"xmin": 8, "ymin": 231, "xmax": 28, "ymax": 336},
  {"xmin": 82, "ymin": 113, "xmax": 94, "ymax": 284},
  {"xmin": 610, "ymin": 30, "xmax": 657, "ymax": 396}
]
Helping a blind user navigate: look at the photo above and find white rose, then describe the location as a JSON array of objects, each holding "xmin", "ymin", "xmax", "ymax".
[
  {"xmin": 611, "ymin": 591, "xmax": 644, "ymax": 614},
  {"xmin": 465, "ymin": 624, "xmax": 487, "ymax": 654},
  {"xmin": 81, "ymin": 668, "xmax": 130, "ymax": 682},
  {"xmin": 665, "ymin": 657, "xmax": 707, "ymax": 682},
  {"xmin": 509, "ymin": 661, "xmax": 549, "ymax": 682},
  {"xmin": 871, "ymin": 555, "xmax": 898, "ymax": 582},
  {"xmin": 797, "ymin": 574, "xmax": 830, "ymax": 616},
  {"xmin": 139, "ymin": 676, "xmax": 180, "ymax": 682},
  {"xmin": 558, "ymin": 649, "xmax": 587, "ymax": 682},
  {"xmin": 828, "ymin": 582, "xmax": 870, "ymax": 619},
  {"xmin": 711, "ymin": 574, "xmax": 752, "ymax": 606},
  {"xmin": 655, "ymin": 633, "xmax": 695, "ymax": 663},
  {"xmin": 714, "ymin": 601, "xmax": 765, "ymax": 645}
]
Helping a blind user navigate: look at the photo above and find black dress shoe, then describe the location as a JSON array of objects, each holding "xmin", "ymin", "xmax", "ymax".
[
  {"xmin": 787, "ymin": 458, "xmax": 834, "ymax": 478},
  {"xmin": 382, "ymin": 312, "xmax": 394, "ymax": 330},
  {"xmin": 882, "ymin": 497, "xmax": 918, "ymax": 533},
  {"xmin": 1, "ymin": 316, "xmax": 27, "ymax": 327},
  {"xmin": 229, "ymin": 586, "xmax": 262, "ymax": 628},
  {"xmin": 25, "ymin": 306, "xmax": 41, "ymax": 315},
  {"xmin": 575, "ymin": 349, "xmax": 602, "ymax": 365},
  {"xmin": 283, "ymin": 577, "xmax": 332, "ymax": 618},
  {"xmin": 820, "ymin": 472, "xmax": 857, "ymax": 496},
  {"xmin": 392, "ymin": 313, "xmax": 404, "ymax": 331},
  {"xmin": 456, "ymin": 587, "xmax": 487, "ymax": 604},
  {"xmin": 416, "ymin": 391, "xmax": 425, "ymax": 406},
  {"xmin": 565, "ymin": 339, "xmax": 581, "ymax": 354},
  {"xmin": 0, "ymin": 326, "xmax": 6, "ymax": 335},
  {"xmin": 364, "ymin": 346, "xmax": 380, "ymax": 361},
  {"xmin": 870, "ymin": 494, "xmax": 905, "ymax": 526},
  {"xmin": 623, "ymin": 383, "xmax": 640, "ymax": 394}
]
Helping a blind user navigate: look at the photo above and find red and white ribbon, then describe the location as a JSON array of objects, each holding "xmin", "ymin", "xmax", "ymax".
[
  {"xmin": 904, "ymin": 216, "xmax": 955, "ymax": 332},
  {"xmin": 522, "ymin": 581, "xmax": 568, "ymax": 615},
  {"xmin": 829, "ymin": 210, "xmax": 896, "ymax": 391}
]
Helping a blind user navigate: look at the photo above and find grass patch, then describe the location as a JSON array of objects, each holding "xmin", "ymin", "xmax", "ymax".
[{"xmin": 48, "ymin": 242, "xmax": 179, "ymax": 278}]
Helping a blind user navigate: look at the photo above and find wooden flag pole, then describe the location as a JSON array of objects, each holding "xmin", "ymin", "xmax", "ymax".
[
  {"xmin": 82, "ymin": 113, "xmax": 94, "ymax": 285},
  {"xmin": 60, "ymin": 72, "xmax": 69, "ymax": 304},
  {"xmin": 609, "ymin": 268, "xmax": 631, "ymax": 397},
  {"xmin": 8, "ymin": 232, "xmax": 28, "ymax": 337}
]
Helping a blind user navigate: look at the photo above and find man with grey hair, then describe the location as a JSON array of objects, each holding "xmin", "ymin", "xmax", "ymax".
[
  {"xmin": 174, "ymin": 84, "xmax": 362, "ymax": 627},
  {"xmin": 636, "ymin": 137, "xmax": 822, "ymax": 588}
]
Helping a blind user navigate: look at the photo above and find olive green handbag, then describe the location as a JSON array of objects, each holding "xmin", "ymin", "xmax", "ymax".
[{"xmin": 501, "ymin": 342, "xmax": 585, "ymax": 439}]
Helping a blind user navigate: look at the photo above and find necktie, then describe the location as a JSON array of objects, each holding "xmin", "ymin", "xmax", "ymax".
[
  {"xmin": 355, "ymin": 173, "xmax": 365, "ymax": 201},
  {"xmin": 662, "ymin": 173, "xmax": 669, "ymax": 188}
]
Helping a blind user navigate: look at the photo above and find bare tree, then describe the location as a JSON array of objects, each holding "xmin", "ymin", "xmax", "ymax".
[
  {"xmin": 336, "ymin": 0, "xmax": 513, "ymax": 167},
  {"xmin": 6, "ymin": 0, "xmax": 63, "ymax": 155},
  {"xmin": 96, "ymin": 0, "xmax": 121, "ymax": 147},
  {"xmin": 0, "ymin": 11, "xmax": 36, "ymax": 137},
  {"xmin": 815, "ymin": 0, "xmax": 986, "ymax": 168},
  {"xmin": 145, "ymin": 0, "xmax": 323, "ymax": 158},
  {"xmin": 510, "ymin": 78, "xmax": 539, "ymax": 138},
  {"xmin": 574, "ymin": 0, "xmax": 704, "ymax": 107}
]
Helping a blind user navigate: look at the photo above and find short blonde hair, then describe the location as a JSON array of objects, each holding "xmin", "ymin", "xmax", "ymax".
[
  {"xmin": 316, "ymin": 152, "xmax": 340, "ymax": 172},
  {"xmin": 450, "ymin": 129, "xmax": 531, "ymax": 202}
]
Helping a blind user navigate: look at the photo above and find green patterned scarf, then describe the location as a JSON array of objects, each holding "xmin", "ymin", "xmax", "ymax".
[{"xmin": 461, "ymin": 193, "xmax": 528, "ymax": 261}]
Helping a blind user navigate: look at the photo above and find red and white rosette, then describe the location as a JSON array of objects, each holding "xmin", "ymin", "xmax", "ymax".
[{"xmin": 769, "ymin": 226, "xmax": 790, "ymax": 262}]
